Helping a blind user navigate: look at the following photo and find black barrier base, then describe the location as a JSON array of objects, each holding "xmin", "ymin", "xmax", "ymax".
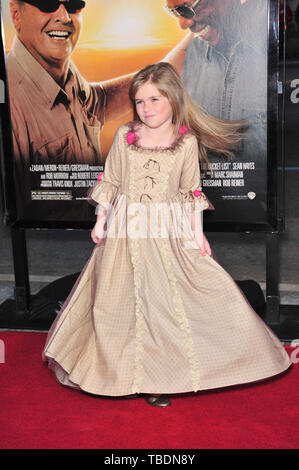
[
  {"xmin": 0, "ymin": 273, "xmax": 80, "ymax": 331},
  {"xmin": 0, "ymin": 298, "xmax": 51, "ymax": 331},
  {"xmin": 267, "ymin": 304, "xmax": 299, "ymax": 342}
]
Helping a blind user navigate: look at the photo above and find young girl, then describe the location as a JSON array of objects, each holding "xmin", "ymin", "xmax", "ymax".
[{"xmin": 43, "ymin": 63, "xmax": 291, "ymax": 408}]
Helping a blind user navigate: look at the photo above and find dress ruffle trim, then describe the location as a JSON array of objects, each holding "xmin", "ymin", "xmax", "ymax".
[
  {"xmin": 179, "ymin": 188, "xmax": 214, "ymax": 212},
  {"xmin": 130, "ymin": 236, "xmax": 146, "ymax": 394},
  {"xmin": 87, "ymin": 179, "xmax": 119, "ymax": 207},
  {"xmin": 125, "ymin": 121, "xmax": 187, "ymax": 153},
  {"xmin": 128, "ymin": 145, "xmax": 146, "ymax": 393},
  {"xmin": 159, "ymin": 238, "xmax": 201, "ymax": 392}
]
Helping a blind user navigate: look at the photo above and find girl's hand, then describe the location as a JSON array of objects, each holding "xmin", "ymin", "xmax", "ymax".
[
  {"xmin": 91, "ymin": 219, "xmax": 106, "ymax": 245},
  {"xmin": 194, "ymin": 232, "xmax": 212, "ymax": 257}
]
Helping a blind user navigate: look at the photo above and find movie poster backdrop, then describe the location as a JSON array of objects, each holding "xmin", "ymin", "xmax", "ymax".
[{"xmin": 0, "ymin": 0, "xmax": 273, "ymax": 228}]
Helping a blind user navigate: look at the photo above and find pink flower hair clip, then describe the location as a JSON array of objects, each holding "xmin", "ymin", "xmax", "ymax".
[
  {"xmin": 179, "ymin": 125, "xmax": 188, "ymax": 135},
  {"xmin": 193, "ymin": 189, "xmax": 203, "ymax": 197},
  {"xmin": 97, "ymin": 172, "xmax": 103, "ymax": 181},
  {"xmin": 127, "ymin": 131, "xmax": 136, "ymax": 145}
]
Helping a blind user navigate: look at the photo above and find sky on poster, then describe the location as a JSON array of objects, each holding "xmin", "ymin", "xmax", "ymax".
[{"xmin": 2, "ymin": 0, "xmax": 185, "ymax": 52}]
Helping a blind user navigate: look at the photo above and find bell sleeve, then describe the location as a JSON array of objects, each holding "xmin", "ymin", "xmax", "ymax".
[
  {"xmin": 87, "ymin": 127, "xmax": 122, "ymax": 208},
  {"xmin": 179, "ymin": 136, "xmax": 214, "ymax": 213}
]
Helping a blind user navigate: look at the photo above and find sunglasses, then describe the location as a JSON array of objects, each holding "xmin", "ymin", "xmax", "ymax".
[
  {"xmin": 164, "ymin": 0, "xmax": 201, "ymax": 19},
  {"xmin": 22, "ymin": 0, "xmax": 86, "ymax": 14}
]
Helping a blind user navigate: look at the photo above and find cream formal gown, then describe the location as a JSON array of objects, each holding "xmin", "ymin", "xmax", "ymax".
[{"xmin": 43, "ymin": 122, "xmax": 291, "ymax": 396}]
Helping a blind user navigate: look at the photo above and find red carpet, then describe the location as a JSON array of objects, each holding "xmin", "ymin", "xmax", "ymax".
[{"xmin": 0, "ymin": 331, "xmax": 298, "ymax": 449}]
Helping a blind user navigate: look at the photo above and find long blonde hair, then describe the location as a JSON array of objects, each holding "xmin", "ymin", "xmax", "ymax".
[{"xmin": 129, "ymin": 62, "xmax": 246, "ymax": 166}]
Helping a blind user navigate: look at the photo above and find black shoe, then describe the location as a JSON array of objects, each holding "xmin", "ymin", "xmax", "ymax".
[{"xmin": 144, "ymin": 395, "xmax": 171, "ymax": 407}]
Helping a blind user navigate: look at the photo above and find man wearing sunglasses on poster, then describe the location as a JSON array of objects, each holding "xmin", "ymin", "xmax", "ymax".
[
  {"xmin": 6, "ymin": 0, "xmax": 190, "ymax": 221},
  {"xmin": 164, "ymin": 0, "xmax": 268, "ymax": 213},
  {"xmin": 7, "ymin": 0, "xmax": 135, "ymax": 166},
  {"xmin": 6, "ymin": 0, "xmax": 133, "ymax": 219}
]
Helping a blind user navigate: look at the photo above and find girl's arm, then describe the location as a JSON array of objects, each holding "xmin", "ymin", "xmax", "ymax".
[
  {"xmin": 89, "ymin": 127, "xmax": 122, "ymax": 244},
  {"xmin": 190, "ymin": 211, "xmax": 212, "ymax": 257},
  {"xmin": 91, "ymin": 206, "xmax": 108, "ymax": 245}
]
